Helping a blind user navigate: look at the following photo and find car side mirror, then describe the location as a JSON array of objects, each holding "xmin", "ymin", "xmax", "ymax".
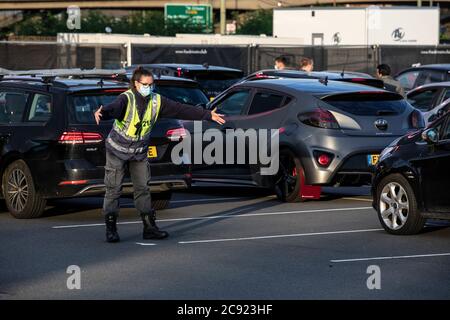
[
  {"xmin": 437, "ymin": 108, "xmax": 445, "ymax": 118},
  {"xmin": 422, "ymin": 128, "xmax": 439, "ymax": 144}
]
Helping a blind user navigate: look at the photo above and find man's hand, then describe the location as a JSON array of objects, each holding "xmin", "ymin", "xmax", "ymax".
[
  {"xmin": 94, "ymin": 106, "xmax": 103, "ymax": 125},
  {"xmin": 211, "ymin": 108, "xmax": 226, "ymax": 125}
]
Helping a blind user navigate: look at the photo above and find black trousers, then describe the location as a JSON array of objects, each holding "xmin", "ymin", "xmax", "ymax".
[{"xmin": 103, "ymin": 149, "xmax": 152, "ymax": 217}]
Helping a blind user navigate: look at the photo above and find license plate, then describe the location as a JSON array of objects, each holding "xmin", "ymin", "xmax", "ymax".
[
  {"xmin": 367, "ymin": 154, "xmax": 380, "ymax": 166},
  {"xmin": 147, "ymin": 146, "xmax": 157, "ymax": 158}
]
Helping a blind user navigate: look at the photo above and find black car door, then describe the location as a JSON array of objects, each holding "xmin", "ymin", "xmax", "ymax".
[
  {"xmin": 418, "ymin": 114, "xmax": 450, "ymax": 213},
  {"xmin": 0, "ymin": 88, "xmax": 33, "ymax": 156}
]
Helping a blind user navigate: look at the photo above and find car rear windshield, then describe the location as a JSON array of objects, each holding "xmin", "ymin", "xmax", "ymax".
[
  {"xmin": 322, "ymin": 92, "xmax": 408, "ymax": 116},
  {"xmin": 69, "ymin": 85, "xmax": 209, "ymax": 124},
  {"xmin": 69, "ymin": 90, "xmax": 124, "ymax": 124},
  {"xmin": 192, "ymin": 71, "xmax": 244, "ymax": 96},
  {"xmin": 155, "ymin": 85, "xmax": 208, "ymax": 106}
]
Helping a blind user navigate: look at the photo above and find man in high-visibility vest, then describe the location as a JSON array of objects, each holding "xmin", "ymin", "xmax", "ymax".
[{"xmin": 94, "ymin": 66, "xmax": 225, "ymax": 243}]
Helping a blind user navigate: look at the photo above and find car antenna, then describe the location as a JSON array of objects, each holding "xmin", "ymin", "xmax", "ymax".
[{"xmin": 341, "ymin": 51, "xmax": 350, "ymax": 77}]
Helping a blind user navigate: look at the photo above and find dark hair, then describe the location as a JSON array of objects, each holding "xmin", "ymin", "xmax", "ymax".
[
  {"xmin": 275, "ymin": 56, "xmax": 288, "ymax": 65},
  {"xmin": 377, "ymin": 64, "xmax": 391, "ymax": 76},
  {"xmin": 130, "ymin": 66, "xmax": 154, "ymax": 89},
  {"xmin": 300, "ymin": 57, "xmax": 313, "ymax": 68}
]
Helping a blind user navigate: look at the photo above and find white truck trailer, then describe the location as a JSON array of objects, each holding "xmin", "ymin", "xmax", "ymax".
[{"xmin": 273, "ymin": 6, "xmax": 440, "ymax": 46}]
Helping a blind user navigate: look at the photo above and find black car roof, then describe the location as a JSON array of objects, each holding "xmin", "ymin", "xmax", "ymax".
[
  {"xmin": 238, "ymin": 78, "xmax": 386, "ymax": 96},
  {"xmin": 397, "ymin": 64, "xmax": 450, "ymax": 75},
  {"xmin": 0, "ymin": 74, "xmax": 201, "ymax": 92},
  {"xmin": 128, "ymin": 63, "xmax": 243, "ymax": 73},
  {"xmin": 125, "ymin": 72, "xmax": 199, "ymax": 83}
]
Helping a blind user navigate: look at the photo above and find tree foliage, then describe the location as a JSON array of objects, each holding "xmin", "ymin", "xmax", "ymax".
[{"xmin": 235, "ymin": 10, "xmax": 273, "ymax": 36}]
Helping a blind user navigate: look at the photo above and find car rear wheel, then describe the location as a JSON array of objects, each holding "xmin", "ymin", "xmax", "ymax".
[
  {"xmin": 377, "ymin": 174, "xmax": 425, "ymax": 235},
  {"xmin": 274, "ymin": 150, "xmax": 304, "ymax": 202},
  {"xmin": 2, "ymin": 160, "xmax": 47, "ymax": 219},
  {"xmin": 152, "ymin": 191, "xmax": 172, "ymax": 210}
]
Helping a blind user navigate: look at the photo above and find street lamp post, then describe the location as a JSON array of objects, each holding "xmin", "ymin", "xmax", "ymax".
[{"xmin": 220, "ymin": 0, "xmax": 226, "ymax": 35}]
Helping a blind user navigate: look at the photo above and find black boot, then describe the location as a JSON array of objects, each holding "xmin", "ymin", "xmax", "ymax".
[
  {"xmin": 141, "ymin": 210, "xmax": 169, "ymax": 240},
  {"xmin": 105, "ymin": 214, "xmax": 120, "ymax": 243}
]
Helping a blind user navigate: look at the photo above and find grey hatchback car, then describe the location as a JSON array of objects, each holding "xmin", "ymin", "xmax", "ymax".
[{"xmin": 184, "ymin": 78, "xmax": 424, "ymax": 202}]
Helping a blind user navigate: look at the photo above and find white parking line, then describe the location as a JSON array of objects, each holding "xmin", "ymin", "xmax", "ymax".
[
  {"xmin": 331, "ymin": 252, "xmax": 450, "ymax": 263},
  {"xmin": 170, "ymin": 197, "xmax": 247, "ymax": 204},
  {"xmin": 51, "ymin": 206, "xmax": 373, "ymax": 229},
  {"xmin": 135, "ymin": 242, "xmax": 157, "ymax": 246},
  {"xmin": 178, "ymin": 228, "xmax": 383, "ymax": 244}
]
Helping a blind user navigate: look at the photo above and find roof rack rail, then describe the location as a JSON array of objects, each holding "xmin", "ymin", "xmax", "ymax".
[
  {"xmin": 0, "ymin": 68, "xmax": 126, "ymax": 77},
  {"xmin": 0, "ymin": 68, "xmax": 128, "ymax": 83}
]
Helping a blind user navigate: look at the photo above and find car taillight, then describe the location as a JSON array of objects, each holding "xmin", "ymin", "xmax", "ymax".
[
  {"xmin": 177, "ymin": 67, "xmax": 182, "ymax": 77},
  {"xmin": 313, "ymin": 151, "xmax": 334, "ymax": 168},
  {"xmin": 298, "ymin": 108, "xmax": 340, "ymax": 129},
  {"xmin": 166, "ymin": 128, "xmax": 187, "ymax": 141},
  {"xmin": 58, "ymin": 131, "xmax": 103, "ymax": 144},
  {"xmin": 409, "ymin": 110, "xmax": 424, "ymax": 129}
]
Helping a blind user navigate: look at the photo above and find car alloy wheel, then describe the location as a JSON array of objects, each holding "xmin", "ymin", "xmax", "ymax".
[
  {"xmin": 7, "ymin": 168, "xmax": 29, "ymax": 212},
  {"xmin": 379, "ymin": 182, "xmax": 409, "ymax": 230}
]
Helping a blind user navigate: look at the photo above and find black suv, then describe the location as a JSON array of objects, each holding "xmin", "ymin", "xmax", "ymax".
[
  {"xmin": 126, "ymin": 63, "xmax": 244, "ymax": 99},
  {"xmin": 372, "ymin": 110, "xmax": 450, "ymax": 235},
  {"xmin": 0, "ymin": 69, "xmax": 208, "ymax": 218}
]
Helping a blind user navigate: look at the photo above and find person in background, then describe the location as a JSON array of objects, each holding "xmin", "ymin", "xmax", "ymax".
[
  {"xmin": 274, "ymin": 56, "xmax": 288, "ymax": 70},
  {"xmin": 94, "ymin": 66, "xmax": 225, "ymax": 243},
  {"xmin": 299, "ymin": 57, "xmax": 314, "ymax": 72},
  {"xmin": 376, "ymin": 64, "xmax": 405, "ymax": 97}
]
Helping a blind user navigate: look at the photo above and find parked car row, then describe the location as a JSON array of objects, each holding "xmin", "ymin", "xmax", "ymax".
[{"xmin": 0, "ymin": 65, "xmax": 448, "ymax": 237}]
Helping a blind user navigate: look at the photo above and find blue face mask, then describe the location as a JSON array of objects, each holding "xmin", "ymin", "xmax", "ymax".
[{"xmin": 139, "ymin": 84, "xmax": 154, "ymax": 97}]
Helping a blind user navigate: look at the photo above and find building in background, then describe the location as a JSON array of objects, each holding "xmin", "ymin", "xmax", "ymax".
[{"xmin": 273, "ymin": 6, "xmax": 440, "ymax": 46}]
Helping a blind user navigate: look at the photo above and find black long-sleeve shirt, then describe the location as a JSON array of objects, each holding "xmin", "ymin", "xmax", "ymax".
[{"xmin": 101, "ymin": 88, "xmax": 212, "ymax": 122}]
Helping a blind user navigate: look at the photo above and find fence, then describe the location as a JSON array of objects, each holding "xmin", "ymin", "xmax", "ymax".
[{"xmin": 1, "ymin": 41, "xmax": 450, "ymax": 76}]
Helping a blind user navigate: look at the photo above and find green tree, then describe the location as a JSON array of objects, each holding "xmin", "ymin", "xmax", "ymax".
[{"xmin": 235, "ymin": 9, "xmax": 273, "ymax": 36}]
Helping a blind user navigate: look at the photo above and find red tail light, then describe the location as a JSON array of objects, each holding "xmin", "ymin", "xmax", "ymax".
[
  {"xmin": 298, "ymin": 108, "xmax": 340, "ymax": 129},
  {"xmin": 177, "ymin": 67, "xmax": 182, "ymax": 77},
  {"xmin": 59, "ymin": 131, "xmax": 103, "ymax": 144},
  {"xmin": 166, "ymin": 128, "xmax": 187, "ymax": 141}
]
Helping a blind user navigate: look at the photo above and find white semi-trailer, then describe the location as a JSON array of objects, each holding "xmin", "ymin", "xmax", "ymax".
[{"xmin": 273, "ymin": 6, "xmax": 440, "ymax": 46}]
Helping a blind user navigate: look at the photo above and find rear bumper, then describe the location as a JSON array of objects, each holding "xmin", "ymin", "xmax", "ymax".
[
  {"xmin": 293, "ymin": 132, "xmax": 402, "ymax": 186},
  {"xmin": 70, "ymin": 178, "xmax": 189, "ymax": 197},
  {"xmin": 34, "ymin": 160, "xmax": 190, "ymax": 199}
]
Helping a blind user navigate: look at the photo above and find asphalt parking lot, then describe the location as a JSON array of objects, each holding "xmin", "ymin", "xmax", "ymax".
[{"xmin": 0, "ymin": 186, "xmax": 449, "ymax": 300}]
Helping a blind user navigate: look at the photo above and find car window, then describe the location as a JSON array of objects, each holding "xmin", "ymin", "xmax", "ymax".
[
  {"xmin": 441, "ymin": 115, "xmax": 450, "ymax": 140},
  {"xmin": 155, "ymin": 85, "xmax": 209, "ymax": 106},
  {"xmin": 396, "ymin": 71, "xmax": 419, "ymax": 91},
  {"xmin": 213, "ymin": 90, "xmax": 251, "ymax": 116},
  {"xmin": 417, "ymin": 70, "xmax": 446, "ymax": 87},
  {"xmin": 323, "ymin": 93, "xmax": 408, "ymax": 116},
  {"xmin": 0, "ymin": 91, "xmax": 30, "ymax": 123},
  {"xmin": 28, "ymin": 93, "xmax": 52, "ymax": 122},
  {"xmin": 441, "ymin": 89, "xmax": 450, "ymax": 102},
  {"xmin": 248, "ymin": 92, "xmax": 285, "ymax": 115},
  {"xmin": 407, "ymin": 89, "xmax": 438, "ymax": 112},
  {"xmin": 70, "ymin": 92, "xmax": 122, "ymax": 124}
]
